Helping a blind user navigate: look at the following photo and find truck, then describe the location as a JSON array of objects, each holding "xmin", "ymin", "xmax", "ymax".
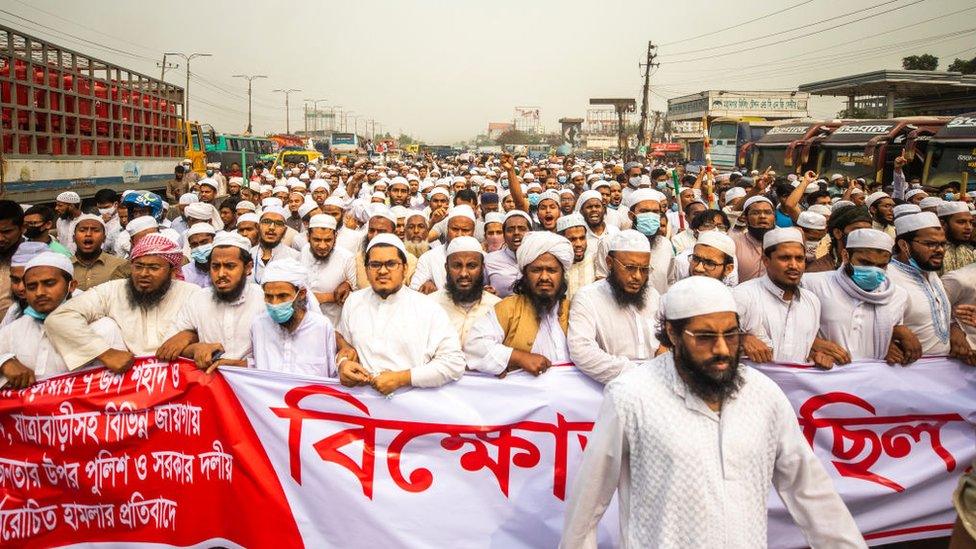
[
  {"xmin": 923, "ymin": 112, "xmax": 976, "ymax": 192},
  {"xmin": 0, "ymin": 24, "xmax": 207, "ymax": 204},
  {"xmin": 744, "ymin": 120, "xmax": 845, "ymax": 175},
  {"xmin": 816, "ymin": 117, "xmax": 949, "ymax": 186}
]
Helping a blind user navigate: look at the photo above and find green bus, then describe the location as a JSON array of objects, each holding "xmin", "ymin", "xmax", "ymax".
[{"xmin": 202, "ymin": 126, "xmax": 275, "ymax": 171}]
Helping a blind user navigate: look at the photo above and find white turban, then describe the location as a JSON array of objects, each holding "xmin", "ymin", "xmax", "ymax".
[
  {"xmin": 724, "ymin": 187, "xmax": 747, "ymax": 203},
  {"xmin": 179, "ymin": 193, "xmax": 199, "ymax": 205},
  {"xmin": 796, "ymin": 211, "xmax": 826, "ymax": 231},
  {"xmin": 236, "ymin": 200, "xmax": 256, "ymax": 212},
  {"xmin": 185, "ymin": 202, "xmax": 215, "ymax": 220},
  {"xmin": 865, "ymin": 191, "xmax": 889, "ymax": 208},
  {"xmin": 626, "ymin": 189, "xmax": 666, "ymax": 210},
  {"xmin": 262, "ymin": 258, "xmax": 308, "ymax": 290},
  {"xmin": 484, "ymin": 212, "xmax": 504, "ymax": 225},
  {"xmin": 24, "ymin": 251, "xmax": 74, "ymax": 277},
  {"xmin": 74, "ymin": 213, "xmax": 105, "ymax": 228},
  {"xmin": 185, "ymin": 223, "xmax": 216, "ymax": 238},
  {"xmin": 937, "ymin": 201, "xmax": 969, "ymax": 217},
  {"xmin": 556, "ymin": 213, "xmax": 586, "ymax": 233},
  {"xmin": 515, "ymin": 231, "xmax": 573, "ymax": 272},
  {"xmin": 662, "ymin": 276, "xmax": 737, "ymax": 320},
  {"xmin": 446, "ymin": 204, "xmax": 476, "ymax": 223},
  {"xmin": 574, "ymin": 190, "xmax": 602, "ymax": 213},
  {"xmin": 198, "ymin": 178, "xmax": 218, "ymax": 190},
  {"xmin": 237, "ymin": 213, "xmax": 260, "ymax": 225},
  {"xmin": 846, "ymin": 228, "xmax": 894, "ymax": 251},
  {"xmin": 504, "ymin": 210, "xmax": 532, "ymax": 226},
  {"xmin": 446, "ymin": 236, "xmax": 484, "ymax": 257}
]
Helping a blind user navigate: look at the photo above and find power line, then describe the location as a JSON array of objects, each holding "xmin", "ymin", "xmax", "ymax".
[
  {"xmin": 660, "ymin": 0, "xmax": 816, "ymax": 47},
  {"xmin": 8, "ymin": 0, "xmax": 159, "ymax": 57},
  {"xmin": 0, "ymin": 9, "xmax": 157, "ymax": 62}
]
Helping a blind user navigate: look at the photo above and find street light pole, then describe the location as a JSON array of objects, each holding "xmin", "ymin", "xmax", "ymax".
[
  {"xmin": 273, "ymin": 88, "xmax": 301, "ymax": 134},
  {"xmin": 343, "ymin": 111, "xmax": 355, "ymax": 133},
  {"xmin": 304, "ymin": 98, "xmax": 328, "ymax": 132},
  {"xmin": 164, "ymin": 52, "xmax": 212, "ymax": 121},
  {"xmin": 233, "ymin": 74, "xmax": 267, "ymax": 135}
]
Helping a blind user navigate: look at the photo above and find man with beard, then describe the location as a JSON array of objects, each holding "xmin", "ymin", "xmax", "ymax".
[
  {"xmin": 562, "ymin": 276, "xmax": 863, "ymax": 548},
  {"xmin": 2, "ymin": 242, "xmax": 48, "ymax": 326},
  {"xmin": 0, "ymin": 200, "xmax": 26, "ymax": 318},
  {"xmin": 568, "ymin": 230, "xmax": 661, "ymax": 384},
  {"xmin": 575, "ymin": 190, "xmax": 618, "ymax": 253},
  {"xmin": 302, "ymin": 214, "xmax": 356, "ymax": 326},
  {"xmin": 729, "ymin": 195, "xmax": 775, "ymax": 282},
  {"xmin": 71, "ymin": 214, "xmax": 129, "ymax": 291},
  {"xmin": 888, "ymin": 212, "xmax": 974, "ymax": 362},
  {"xmin": 865, "ymin": 191, "xmax": 895, "ymax": 238},
  {"xmin": 182, "ymin": 224, "xmax": 216, "ymax": 288},
  {"xmin": 251, "ymin": 206, "xmax": 300, "ymax": 284},
  {"xmin": 46, "ymin": 234, "xmax": 197, "ymax": 373},
  {"xmin": 557, "ymin": 213, "xmax": 595, "ymax": 301},
  {"xmin": 465, "ymin": 232, "xmax": 573, "ymax": 376},
  {"xmin": 337, "ymin": 234, "xmax": 464, "ymax": 394},
  {"xmin": 354, "ymin": 207, "xmax": 418, "ymax": 288},
  {"xmin": 429, "ymin": 236, "xmax": 500, "ymax": 346},
  {"xmin": 403, "ymin": 211, "xmax": 431, "ymax": 258},
  {"xmin": 157, "ymin": 232, "xmax": 265, "ymax": 372},
  {"xmin": 937, "ymin": 201, "xmax": 975, "ymax": 274},
  {"xmin": 22, "ymin": 205, "xmax": 71, "ymax": 257},
  {"xmin": 411, "ymin": 205, "xmax": 477, "ymax": 294},
  {"xmin": 484, "ymin": 211, "xmax": 531, "ymax": 298},
  {"xmin": 53, "ymin": 191, "xmax": 82, "ymax": 251},
  {"xmin": 0, "ymin": 253, "xmax": 124, "ymax": 388},
  {"xmin": 595, "ymin": 188, "xmax": 675, "ymax": 296},
  {"xmin": 807, "ymin": 205, "xmax": 874, "ymax": 273},
  {"xmin": 673, "ymin": 230, "xmax": 738, "ymax": 287}
]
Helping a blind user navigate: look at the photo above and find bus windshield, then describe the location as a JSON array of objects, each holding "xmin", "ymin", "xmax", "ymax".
[
  {"xmin": 926, "ymin": 142, "xmax": 976, "ymax": 189},
  {"xmin": 819, "ymin": 148, "xmax": 877, "ymax": 183},
  {"xmin": 752, "ymin": 146, "xmax": 788, "ymax": 174},
  {"xmin": 709, "ymin": 122, "xmax": 738, "ymax": 141}
]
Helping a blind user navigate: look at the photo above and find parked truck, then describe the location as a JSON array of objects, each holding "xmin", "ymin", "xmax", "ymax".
[{"xmin": 0, "ymin": 24, "xmax": 207, "ymax": 204}]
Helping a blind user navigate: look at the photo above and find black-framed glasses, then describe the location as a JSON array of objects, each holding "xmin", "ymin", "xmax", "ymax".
[
  {"xmin": 260, "ymin": 219, "xmax": 286, "ymax": 228},
  {"xmin": 912, "ymin": 239, "xmax": 947, "ymax": 250},
  {"xmin": 367, "ymin": 260, "xmax": 403, "ymax": 272},
  {"xmin": 690, "ymin": 254, "xmax": 727, "ymax": 270},
  {"xmin": 683, "ymin": 329, "xmax": 746, "ymax": 347}
]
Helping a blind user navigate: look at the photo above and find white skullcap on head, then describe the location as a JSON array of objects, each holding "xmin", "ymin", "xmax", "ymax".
[
  {"xmin": 895, "ymin": 211, "xmax": 941, "ymax": 236},
  {"xmin": 484, "ymin": 212, "xmax": 504, "ymax": 225},
  {"xmin": 11, "ymin": 242, "xmax": 49, "ymax": 268},
  {"xmin": 236, "ymin": 200, "xmax": 256, "ymax": 212},
  {"xmin": 308, "ymin": 214, "xmax": 337, "ymax": 231},
  {"xmin": 626, "ymin": 188, "xmax": 667, "ymax": 210},
  {"xmin": 179, "ymin": 193, "xmax": 199, "ymax": 205},
  {"xmin": 185, "ymin": 202, "xmax": 215, "ymax": 221},
  {"xmin": 446, "ymin": 204, "xmax": 476, "ymax": 222},
  {"xmin": 743, "ymin": 196, "xmax": 773, "ymax": 212},
  {"xmin": 212, "ymin": 231, "xmax": 252, "ymax": 252},
  {"xmin": 796, "ymin": 211, "xmax": 827, "ymax": 231},
  {"xmin": 389, "ymin": 176, "xmax": 409, "ymax": 188},
  {"xmin": 662, "ymin": 276, "xmax": 737, "ymax": 320},
  {"xmin": 185, "ymin": 223, "xmax": 216, "ymax": 238},
  {"xmin": 262, "ymin": 197, "xmax": 283, "ymax": 209},
  {"xmin": 390, "ymin": 205, "xmax": 410, "ymax": 220},
  {"xmin": 905, "ymin": 188, "xmax": 927, "ymax": 200},
  {"xmin": 724, "ymin": 187, "xmax": 747, "ymax": 203},
  {"xmin": 537, "ymin": 190, "xmax": 560, "ymax": 205},
  {"xmin": 237, "ymin": 212, "xmax": 259, "ymax": 225},
  {"xmin": 406, "ymin": 210, "xmax": 429, "ymax": 222},
  {"xmin": 591, "ymin": 179, "xmax": 610, "ymax": 190},
  {"xmin": 504, "ymin": 210, "xmax": 532, "ymax": 225},
  {"xmin": 429, "ymin": 188, "xmax": 450, "ymax": 199},
  {"xmin": 762, "ymin": 227, "xmax": 804, "ymax": 250},
  {"xmin": 556, "ymin": 212, "xmax": 586, "ymax": 233},
  {"xmin": 272, "ymin": 185, "xmax": 289, "ymax": 195},
  {"xmin": 893, "ymin": 203, "xmax": 921, "ymax": 219},
  {"xmin": 24, "ymin": 251, "xmax": 74, "ymax": 276},
  {"xmin": 804, "ymin": 183, "xmax": 820, "ymax": 194},
  {"xmin": 938, "ymin": 201, "xmax": 970, "ymax": 217},
  {"xmin": 323, "ymin": 196, "xmax": 345, "ymax": 208},
  {"xmin": 298, "ymin": 200, "xmax": 319, "ymax": 218},
  {"xmin": 368, "ymin": 205, "xmax": 396, "ymax": 225},
  {"xmin": 297, "ymin": 173, "xmax": 310, "ymax": 182},
  {"xmin": 609, "ymin": 229, "xmax": 651, "ymax": 253},
  {"xmin": 558, "ymin": 188, "xmax": 575, "ymax": 197},
  {"xmin": 366, "ymin": 232, "xmax": 408, "ymax": 257},
  {"xmin": 865, "ymin": 191, "xmax": 889, "ymax": 208},
  {"xmin": 574, "ymin": 190, "xmax": 602, "ymax": 212},
  {"xmin": 249, "ymin": 181, "xmax": 262, "ymax": 192},
  {"xmin": 56, "ymin": 191, "xmax": 80, "ymax": 204},
  {"xmin": 228, "ymin": 176, "xmax": 244, "ymax": 185},
  {"xmin": 696, "ymin": 230, "xmax": 736, "ymax": 258},
  {"xmin": 310, "ymin": 179, "xmax": 329, "ymax": 192},
  {"xmin": 830, "ymin": 173, "xmax": 844, "ymax": 181},
  {"xmin": 261, "ymin": 205, "xmax": 288, "ymax": 219},
  {"xmin": 832, "ymin": 200, "xmax": 856, "ymax": 212},
  {"xmin": 516, "ymin": 231, "xmax": 573, "ymax": 272},
  {"xmin": 371, "ymin": 191, "xmax": 386, "ymax": 200},
  {"xmin": 74, "ymin": 213, "xmax": 105, "ymax": 228},
  {"xmin": 918, "ymin": 196, "xmax": 943, "ymax": 209},
  {"xmin": 846, "ymin": 228, "xmax": 894, "ymax": 251},
  {"xmin": 126, "ymin": 216, "xmax": 158, "ymax": 235},
  {"xmin": 198, "ymin": 178, "xmax": 218, "ymax": 190},
  {"xmin": 446, "ymin": 236, "xmax": 484, "ymax": 257},
  {"xmin": 262, "ymin": 258, "xmax": 308, "ymax": 290},
  {"xmin": 808, "ymin": 204, "xmax": 832, "ymax": 218},
  {"xmin": 286, "ymin": 177, "xmax": 301, "ymax": 188}
]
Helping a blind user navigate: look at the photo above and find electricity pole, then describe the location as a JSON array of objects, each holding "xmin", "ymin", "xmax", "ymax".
[
  {"xmin": 164, "ymin": 52, "xmax": 211, "ymax": 121},
  {"xmin": 157, "ymin": 54, "xmax": 178, "ymax": 82},
  {"xmin": 233, "ymin": 74, "xmax": 267, "ymax": 135},
  {"xmin": 636, "ymin": 41, "xmax": 659, "ymax": 150},
  {"xmin": 273, "ymin": 88, "xmax": 301, "ymax": 134}
]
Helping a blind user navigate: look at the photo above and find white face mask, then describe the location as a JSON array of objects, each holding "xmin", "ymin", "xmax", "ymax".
[{"xmin": 98, "ymin": 206, "xmax": 116, "ymax": 217}]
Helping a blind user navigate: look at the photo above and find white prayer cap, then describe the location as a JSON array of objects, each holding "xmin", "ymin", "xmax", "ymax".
[
  {"xmin": 626, "ymin": 189, "xmax": 666, "ymax": 210},
  {"xmin": 185, "ymin": 202, "xmax": 215, "ymax": 221},
  {"xmin": 212, "ymin": 231, "xmax": 252, "ymax": 252},
  {"xmin": 832, "ymin": 200, "xmax": 856, "ymax": 212},
  {"xmin": 905, "ymin": 188, "xmax": 927, "ymax": 200},
  {"xmin": 286, "ymin": 177, "xmax": 302, "ymax": 188},
  {"xmin": 298, "ymin": 173, "xmax": 310, "ymax": 182},
  {"xmin": 308, "ymin": 214, "xmax": 337, "ymax": 231},
  {"xmin": 390, "ymin": 205, "xmax": 410, "ymax": 220},
  {"xmin": 248, "ymin": 181, "xmax": 261, "ymax": 193},
  {"xmin": 830, "ymin": 173, "xmax": 844, "ymax": 182},
  {"xmin": 609, "ymin": 229, "xmax": 651, "ymax": 253},
  {"xmin": 228, "ymin": 176, "xmax": 244, "ymax": 186},
  {"xmin": 504, "ymin": 210, "xmax": 532, "ymax": 225},
  {"xmin": 126, "ymin": 216, "xmax": 158, "ymax": 235},
  {"xmin": 938, "ymin": 201, "xmax": 970, "ymax": 217},
  {"xmin": 446, "ymin": 236, "xmax": 484, "ymax": 257},
  {"xmin": 762, "ymin": 227, "xmax": 804, "ymax": 250},
  {"xmin": 429, "ymin": 188, "xmax": 450, "ymax": 199},
  {"xmin": 484, "ymin": 212, "xmax": 505, "ymax": 225},
  {"xmin": 849, "ymin": 187, "xmax": 864, "ymax": 196},
  {"xmin": 368, "ymin": 204, "xmax": 397, "ymax": 225},
  {"xmin": 787, "ymin": 173, "xmax": 798, "ymax": 183},
  {"xmin": 803, "ymin": 183, "xmax": 820, "ymax": 194},
  {"xmin": 696, "ymin": 230, "xmax": 736, "ymax": 258},
  {"xmin": 310, "ymin": 179, "xmax": 329, "ymax": 192},
  {"xmin": 724, "ymin": 187, "xmax": 746, "ymax": 203},
  {"xmin": 574, "ymin": 190, "xmax": 602, "ymax": 212},
  {"xmin": 323, "ymin": 196, "xmax": 345, "ymax": 208},
  {"xmin": 893, "ymin": 203, "xmax": 921, "ymax": 219},
  {"xmin": 516, "ymin": 231, "xmax": 573, "ymax": 272},
  {"xmin": 179, "ymin": 192, "xmax": 199, "ymax": 205},
  {"xmin": 272, "ymin": 185, "xmax": 289, "ymax": 195},
  {"xmin": 262, "ymin": 197, "xmax": 284, "ymax": 209},
  {"xmin": 796, "ymin": 211, "xmax": 827, "ymax": 231},
  {"xmin": 895, "ymin": 211, "xmax": 941, "ymax": 236},
  {"xmin": 743, "ymin": 196, "xmax": 773, "ymax": 212},
  {"xmin": 365, "ymin": 232, "xmax": 408, "ymax": 257},
  {"xmin": 590, "ymin": 179, "xmax": 610, "ymax": 190},
  {"xmin": 558, "ymin": 188, "xmax": 575, "ymax": 198},
  {"xmin": 74, "ymin": 213, "xmax": 105, "ymax": 228},
  {"xmin": 237, "ymin": 213, "xmax": 260, "ymax": 225},
  {"xmin": 556, "ymin": 213, "xmax": 586, "ymax": 233},
  {"xmin": 808, "ymin": 204, "xmax": 832, "ymax": 218},
  {"xmin": 55, "ymin": 191, "xmax": 80, "ymax": 204},
  {"xmin": 298, "ymin": 200, "xmax": 319, "ymax": 218},
  {"xmin": 185, "ymin": 223, "xmax": 216, "ymax": 239},
  {"xmin": 11, "ymin": 242, "xmax": 49, "ymax": 268},
  {"xmin": 662, "ymin": 276, "xmax": 737, "ymax": 321},
  {"xmin": 198, "ymin": 178, "xmax": 218, "ymax": 190},
  {"xmin": 236, "ymin": 200, "xmax": 256, "ymax": 212},
  {"xmin": 262, "ymin": 258, "xmax": 308, "ymax": 290},
  {"xmin": 447, "ymin": 204, "xmax": 477, "ymax": 223},
  {"xmin": 846, "ymin": 228, "xmax": 894, "ymax": 251},
  {"xmin": 406, "ymin": 210, "xmax": 429, "ymax": 222},
  {"xmin": 24, "ymin": 251, "xmax": 73, "ymax": 277},
  {"xmin": 389, "ymin": 176, "xmax": 409, "ymax": 188},
  {"xmin": 865, "ymin": 191, "xmax": 889, "ymax": 208},
  {"xmin": 538, "ymin": 190, "xmax": 560, "ymax": 205},
  {"xmin": 918, "ymin": 196, "xmax": 943, "ymax": 210},
  {"xmin": 291, "ymin": 181, "xmax": 308, "ymax": 191},
  {"xmin": 260, "ymin": 205, "xmax": 288, "ymax": 219}
]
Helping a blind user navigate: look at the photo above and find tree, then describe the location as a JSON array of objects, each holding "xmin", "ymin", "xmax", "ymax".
[
  {"xmin": 495, "ymin": 129, "xmax": 539, "ymax": 145},
  {"xmin": 836, "ymin": 106, "xmax": 872, "ymax": 119},
  {"xmin": 948, "ymin": 55, "xmax": 976, "ymax": 74},
  {"xmin": 902, "ymin": 54, "xmax": 939, "ymax": 71}
]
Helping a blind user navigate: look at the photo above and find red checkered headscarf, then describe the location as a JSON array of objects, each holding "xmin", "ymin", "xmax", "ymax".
[{"xmin": 130, "ymin": 233, "xmax": 185, "ymax": 280}]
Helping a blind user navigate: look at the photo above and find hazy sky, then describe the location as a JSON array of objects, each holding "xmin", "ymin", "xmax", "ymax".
[{"xmin": 4, "ymin": 0, "xmax": 975, "ymax": 143}]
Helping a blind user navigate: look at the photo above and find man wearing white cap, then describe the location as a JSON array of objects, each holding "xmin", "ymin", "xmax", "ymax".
[
  {"xmin": 889, "ymin": 212, "xmax": 973, "ymax": 361},
  {"xmin": 796, "ymin": 210, "xmax": 828, "ymax": 263},
  {"xmin": 182, "ymin": 223, "xmax": 216, "ymax": 288},
  {"xmin": 184, "ymin": 202, "xmax": 224, "ymax": 233},
  {"xmin": 466, "ymin": 232, "xmax": 574, "ymax": 376},
  {"xmin": 937, "ymin": 200, "xmax": 974, "ymax": 275},
  {"xmin": 354, "ymin": 206, "xmax": 417, "ymax": 288},
  {"xmin": 3, "ymin": 242, "xmax": 49, "ymax": 327},
  {"xmin": 0, "ymin": 252, "xmax": 124, "ymax": 388},
  {"xmin": 568, "ymin": 230, "xmax": 661, "ymax": 384},
  {"xmin": 802, "ymin": 228, "xmax": 919, "ymax": 363},
  {"xmin": 732, "ymin": 227, "xmax": 825, "ymax": 365},
  {"xmin": 71, "ymin": 214, "xmax": 129, "ymax": 291},
  {"xmin": 403, "ymin": 210, "xmax": 431, "ymax": 258},
  {"xmin": 729, "ymin": 195, "xmax": 775, "ymax": 283},
  {"xmin": 235, "ymin": 212, "xmax": 260, "ymax": 247},
  {"xmin": 562, "ymin": 276, "xmax": 863, "ymax": 548},
  {"xmin": 302, "ymin": 214, "xmax": 357, "ymax": 327},
  {"xmin": 251, "ymin": 258, "xmax": 336, "ymax": 377},
  {"xmin": 197, "ymin": 178, "xmax": 219, "ymax": 205},
  {"xmin": 575, "ymin": 190, "xmax": 618, "ymax": 258},
  {"xmin": 252, "ymin": 206, "xmax": 300, "ymax": 284},
  {"xmin": 157, "ymin": 232, "xmax": 265, "ymax": 373},
  {"xmin": 428, "ymin": 236, "xmax": 500, "ymax": 346},
  {"xmin": 53, "ymin": 191, "xmax": 82, "ymax": 251},
  {"xmin": 337, "ymin": 234, "xmax": 464, "ymax": 394},
  {"xmin": 557, "ymin": 213, "xmax": 595, "ymax": 301},
  {"xmin": 594, "ymin": 188, "xmax": 675, "ymax": 296},
  {"xmin": 411, "ymin": 205, "xmax": 477, "ymax": 294},
  {"xmin": 484, "ymin": 211, "xmax": 531, "ymax": 298},
  {"xmin": 865, "ymin": 191, "xmax": 895, "ymax": 238},
  {"xmin": 674, "ymin": 230, "xmax": 738, "ymax": 286}
]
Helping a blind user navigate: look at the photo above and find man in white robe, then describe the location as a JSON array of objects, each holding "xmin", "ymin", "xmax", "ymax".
[
  {"xmin": 428, "ymin": 236, "xmax": 500, "ymax": 346},
  {"xmin": 302, "ymin": 214, "xmax": 357, "ymax": 327},
  {"xmin": 411, "ymin": 205, "xmax": 477, "ymax": 294},
  {"xmin": 484, "ymin": 211, "xmax": 530, "ymax": 297},
  {"xmin": 251, "ymin": 206, "xmax": 300, "ymax": 284},
  {"xmin": 181, "ymin": 223, "xmax": 215, "ymax": 288},
  {"xmin": 594, "ymin": 188, "xmax": 675, "ymax": 295},
  {"xmin": 557, "ymin": 213, "xmax": 596, "ymax": 301},
  {"xmin": 674, "ymin": 230, "xmax": 739, "ymax": 286}
]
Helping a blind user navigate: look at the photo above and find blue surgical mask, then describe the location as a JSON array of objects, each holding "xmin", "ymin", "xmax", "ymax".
[
  {"xmin": 850, "ymin": 265, "xmax": 886, "ymax": 291},
  {"xmin": 558, "ymin": 176, "xmax": 567, "ymax": 184},
  {"xmin": 944, "ymin": 192, "xmax": 955, "ymax": 201},
  {"xmin": 669, "ymin": 202, "xmax": 679, "ymax": 212},
  {"xmin": 909, "ymin": 258, "xmax": 923, "ymax": 271},
  {"xmin": 656, "ymin": 181, "xmax": 669, "ymax": 191},
  {"xmin": 266, "ymin": 299, "xmax": 296, "ymax": 324},
  {"xmin": 528, "ymin": 194, "xmax": 541, "ymax": 208},
  {"xmin": 190, "ymin": 243, "xmax": 214, "ymax": 264},
  {"xmin": 634, "ymin": 212, "xmax": 661, "ymax": 236},
  {"xmin": 23, "ymin": 306, "xmax": 47, "ymax": 321}
]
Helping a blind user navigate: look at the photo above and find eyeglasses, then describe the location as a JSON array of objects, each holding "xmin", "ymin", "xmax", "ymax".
[
  {"xmin": 690, "ymin": 254, "xmax": 727, "ymax": 270},
  {"xmin": 260, "ymin": 219, "xmax": 286, "ymax": 228},
  {"xmin": 912, "ymin": 239, "xmax": 947, "ymax": 250},
  {"xmin": 698, "ymin": 223, "xmax": 728, "ymax": 233},
  {"xmin": 611, "ymin": 256, "xmax": 650, "ymax": 276},
  {"xmin": 367, "ymin": 260, "xmax": 403, "ymax": 272},
  {"xmin": 683, "ymin": 329, "xmax": 746, "ymax": 347}
]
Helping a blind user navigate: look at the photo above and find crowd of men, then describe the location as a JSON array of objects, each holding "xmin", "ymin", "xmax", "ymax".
[{"xmin": 2, "ymin": 151, "xmax": 976, "ymax": 546}]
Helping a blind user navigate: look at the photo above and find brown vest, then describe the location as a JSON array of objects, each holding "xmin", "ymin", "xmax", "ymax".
[{"xmin": 493, "ymin": 294, "xmax": 570, "ymax": 354}]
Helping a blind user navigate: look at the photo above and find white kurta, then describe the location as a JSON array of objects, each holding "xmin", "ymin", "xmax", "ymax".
[
  {"xmin": 56, "ymin": 215, "xmax": 79, "ymax": 251},
  {"xmin": 595, "ymin": 235, "xmax": 675, "ymax": 296},
  {"xmin": 338, "ymin": 286, "xmax": 465, "ymax": 387},
  {"xmin": 566, "ymin": 253, "xmax": 597, "ymax": 302},
  {"xmin": 484, "ymin": 247, "xmax": 520, "ymax": 298},
  {"xmin": 0, "ymin": 316, "xmax": 124, "ymax": 385},
  {"xmin": 250, "ymin": 310, "xmax": 336, "ymax": 377},
  {"xmin": 181, "ymin": 263, "xmax": 212, "ymax": 288},
  {"xmin": 410, "ymin": 246, "xmax": 447, "ymax": 291},
  {"xmin": 886, "ymin": 259, "xmax": 952, "ymax": 356},
  {"xmin": 428, "ymin": 289, "xmax": 500, "ymax": 346},
  {"xmin": 733, "ymin": 275, "xmax": 821, "ymax": 363},
  {"xmin": 168, "ymin": 283, "xmax": 266, "ymax": 360},
  {"xmin": 464, "ymin": 304, "xmax": 571, "ymax": 375},
  {"xmin": 335, "ymin": 226, "xmax": 366, "ymax": 255},
  {"xmin": 301, "ymin": 245, "xmax": 358, "ymax": 327},
  {"xmin": 44, "ymin": 278, "xmax": 199, "ymax": 368},
  {"xmin": 250, "ymin": 243, "xmax": 300, "ymax": 284},
  {"xmin": 561, "ymin": 353, "xmax": 865, "ymax": 549},
  {"xmin": 943, "ymin": 262, "xmax": 976, "ymax": 347},
  {"xmin": 584, "ymin": 223, "xmax": 619, "ymax": 255},
  {"xmin": 568, "ymin": 279, "xmax": 660, "ymax": 384}
]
